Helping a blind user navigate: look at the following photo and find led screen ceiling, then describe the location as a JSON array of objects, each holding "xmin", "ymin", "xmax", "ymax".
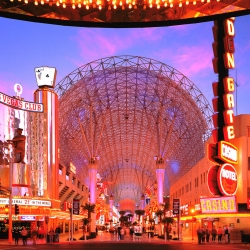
[
  {"xmin": 56, "ymin": 55, "xmax": 213, "ymax": 205},
  {"xmin": 0, "ymin": 0, "xmax": 250, "ymax": 27}
]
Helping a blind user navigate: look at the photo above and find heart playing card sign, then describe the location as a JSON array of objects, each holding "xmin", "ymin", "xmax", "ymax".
[{"xmin": 35, "ymin": 66, "xmax": 57, "ymax": 88}]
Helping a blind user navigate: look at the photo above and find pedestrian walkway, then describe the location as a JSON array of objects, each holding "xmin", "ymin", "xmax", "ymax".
[{"xmin": 0, "ymin": 231, "xmax": 244, "ymax": 245}]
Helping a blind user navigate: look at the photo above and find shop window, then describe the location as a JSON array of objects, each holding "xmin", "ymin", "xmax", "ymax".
[
  {"xmin": 66, "ymin": 174, "xmax": 69, "ymax": 181},
  {"xmin": 72, "ymin": 177, "xmax": 75, "ymax": 184},
  {"xmin": 59, "ymin": 169, "xmax": 62, "ymax": 175}
]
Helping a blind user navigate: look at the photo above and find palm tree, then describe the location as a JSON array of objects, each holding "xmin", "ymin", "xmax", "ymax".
[
  {"xmin": 162, "ymin": 202, "xmax": 170, "ymax": 216},
  {"xmin": 81, "ymin": 203, "xmax": 96, "ymax": 219},
  {"xmin": 119, "ymin": 215, "xmax": 127, "ymax": 226},
  {"xmin": 134, "ymin": 209, "xmax": 145, "ymax": 222},
  {"xmin": 119, "ymin": 210, "xmax": 126, "ymax": 217},
  {"xmin": 162, "ymin": 217, "xmax": 174, "ymax": 240},
  {"xmin": 126, "ymin": 213, "xmax": 133, "ymax": 222}
]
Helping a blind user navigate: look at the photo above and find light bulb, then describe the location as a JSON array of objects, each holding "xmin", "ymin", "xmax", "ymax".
[
  {"xmin": 186, "ymin": 0, "xmax": 189, "ymax": 4},
  {"xmin": 129, "ymin": 3, "xmax": 132, "ymax": 8},
  {"xmin": 149, "ymin": 3, "xmax": 152, "ymax": 8},
  {"xmin": 193, "ymin": 0, "xmax": 196, "ymax": 5},
  {"xmin": 108, "ymin": 5, "xmax": 111, "ymax": 9},
  {"xmin": 72, "ymin": 3, "xmax": 75, "ymax": 8},
  {"xmin": 86, "ymin": 4, "xmax": 89, "ymax": 8},
  {"xmin": 122, "ymin": 4, "xmax": 125, "ymax": 9},
  {"xmin": 41, "ymin": 0, "xmax": 44, "ymax": 4},
  {"xmin": 157, "ymin": 3, "xmax": 160, "ymax": 8},
  {"xmin": 113, "ymin": 4, "xmax": 117, "ymax": 8},
  {"xmin": 98, "ymin": 4, "xmax": 102, "ymax": 9},
  {"xmin": 134, "ymin": 4, "xmax": 137, "ymax": 8},
  {"xmin": 24, "ymin": 0, "xmax": 28, "ymax": 3},
  {"xmin": 164, "ymin": 1, "xmax": 167, "ymax": 6},
  {"xmin": 119, "ymin": 0, "xmax": 122, "ymax": 5},
  {"xmin": 78, "ymin": 3, "xmax": 81, "ymax": 7},
  {"xmin": 179, "ymin": 1, "xmax": 182, "ymax": 7},
  {"xmin": 56, "ymin": 1, "xmax": 60, "ymax": 5},
  {"xmin": 170, "ymin": 2, "xmax": 173, "ymax": 7},
  {"xmin": 143, "ymin": 4, "xmax": 146, "ymax": 9},
  {"xmin": 34, "ymin": 0, "xmax": 38, "ymax": 5}
]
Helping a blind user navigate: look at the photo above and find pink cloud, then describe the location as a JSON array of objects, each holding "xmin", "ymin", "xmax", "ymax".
[
  {"xmin": 71, "ymin": 28, "xmax": 167, "ymax": 64},
  {"xmin": 153, "ymin": 43, "xmax": 213, "ymax": 77}
]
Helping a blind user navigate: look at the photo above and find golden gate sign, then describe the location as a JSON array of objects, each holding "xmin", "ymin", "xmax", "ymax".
[{"xmin": 208, "ymin": 18, "xmax": 238, "ymax": 197}]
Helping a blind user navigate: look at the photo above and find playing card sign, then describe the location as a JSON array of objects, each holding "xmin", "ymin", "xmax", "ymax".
[{"xmin": 35, "ymin": 66, "xmax": 57, "ymax": 88}]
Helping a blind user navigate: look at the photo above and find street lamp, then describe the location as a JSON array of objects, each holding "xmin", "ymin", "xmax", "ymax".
[{"xmin": 191, "ymin": 208, "xmax": 195, "ymax": 240}]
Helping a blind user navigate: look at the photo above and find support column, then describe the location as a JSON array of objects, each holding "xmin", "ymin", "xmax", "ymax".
[
  {"xmin": 88, "ymin": 158, "xmax": 98, "ymax": 237},
  {"xmin": 34, "ymin": 87, "xmax": 59, "ymax": 209},
  {"xmin": 140, "ymin": 194, "xmax": 145, "ymax": 210},
  {"xmin": 155, "ymin": 157, "xmax": 165, "ymax": 205},
  {"xmin": 109, "ymin": 194, "xmax": 114, "ymax": 220}
]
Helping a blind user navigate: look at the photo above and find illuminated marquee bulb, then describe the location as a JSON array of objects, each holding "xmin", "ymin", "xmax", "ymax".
[
  {"xmin": 207, "ymin": 0, "xmax": 210, "ymax": 2},
  {"xmin": 164, "ymin": 1, "xmax": 167, "ymax": 6},
  {"xmin": 89, "ymin": 0, "xmax": 92, "ymax": 3},
  {"xmin": 157, "ymin": 3, "xmax": 160, "ymax": 8},
  {"xmin": 134, "ymin": 4, "xmax": 137, "ymax": 8},
  {"xmin": 34, "ymin": 0, "xmax": 38, "ymax": 5},
  {"xmin": 155, "ymin": 0, "xmax": 159, "ymax": 4},
  {"xmin": 24, "ymin": 0, "xmax": 28, "ymax": 3},
  {"xmin": 56, "ymin": 1, "xmax": 60, "ymax": 6},
  {"xmin": 185, "ymin": 0, "xmax": 188, "ymax": 4},
  {"xmin": 113, "ymin": 4, "xmax": 117, "ymax": 8},
  {"xmin": 93, "ymin": 3, "xmax": 96, "ymax": 7},
  {"xmin": 78, "ymin": 2, "xmax": 81, "ymax": 7},
  {"xmin": 129, "ymin": 3, "xmax": 132, "ymax": 8},
  {"xmin": 170, "ymin": 2, "xmax": 173, "ymax": 7},
  {"xmin": 41, "ymin": 0, "xmax": 44, "ymax": 4},
  {"xmin": 149, "ymin": 3, "xmax": 152, "ymax": 8},
  {"xmin": 179, "ymin": 1, "xmax": 182, "ymax": 7},
  {"xmin": 108, "ymin": 5, "xmax": 111, "ymax": 9},
  {"xmin": 201, "ymin": 0, "xmax": 204, "ymax": 2},
  {"xmin": 143, "ymin": 4, "xmax": 146, "ymax": 9},
  {"xmin": 122, "ymin": 4, "xmax": 125, "ymax": 9},
  {"xmin": 193, "ymin": 0, "xmax": 196, "ymax": 4},
  {"xmin": 98, "ymin": 4, "xmax": 102, "ymax": 9},
  {"xmin": 119, "ymin": 0, "xmax": 122, "ymax": 5},
  {"xmin": 86, "ymin": 4, "xmax": 89, "ymax": 8},
  {"xmin": 63, "ymin": 2, "xmax": 66, "ymax": 7},
  {"xmin": 72, "ymin": 3, "xmax": 75, "ymax": 8}
]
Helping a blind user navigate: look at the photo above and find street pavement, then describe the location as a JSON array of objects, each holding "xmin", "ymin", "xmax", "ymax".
[{"xmin": 0, "ymin": 230, "xmax": 247, "ymax": 246}]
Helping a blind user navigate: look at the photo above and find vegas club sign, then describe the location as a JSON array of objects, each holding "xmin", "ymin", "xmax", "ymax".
[{"xmin": 208, "ymin": 17, "xmax": 238, "ymax": 197}]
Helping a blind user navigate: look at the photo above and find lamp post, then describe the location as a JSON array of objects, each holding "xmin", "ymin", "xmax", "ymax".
[{"xmin": 191, "ymin": 208, "xmax": 195, "ymax": 240}]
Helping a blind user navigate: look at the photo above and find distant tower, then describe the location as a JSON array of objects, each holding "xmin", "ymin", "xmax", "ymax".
[{"xmin": 33, "ymin": 66, "xmax": 59, "ymax": 209}]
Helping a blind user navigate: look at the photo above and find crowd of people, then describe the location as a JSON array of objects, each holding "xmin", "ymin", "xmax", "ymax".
[
  {"xmin": 11, "ymin": 225, "xmax": 61, "ymax": 245},
  {"xmin": 196, "ymin": 225, "xmax": 231, "ymax": 244}
]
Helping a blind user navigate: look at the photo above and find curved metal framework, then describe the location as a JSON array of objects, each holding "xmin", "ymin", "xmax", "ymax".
[{"xmin": 55, "ymin": 55, "xmax": 213, "ymax": 206}]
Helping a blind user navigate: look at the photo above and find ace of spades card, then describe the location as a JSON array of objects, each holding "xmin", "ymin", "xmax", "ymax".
[{"xmin": 35, "ymin": 66, "xmax": 57, "ymax": 88}]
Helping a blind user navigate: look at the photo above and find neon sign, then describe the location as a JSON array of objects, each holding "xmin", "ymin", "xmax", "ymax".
[
  {"xmin": 0, "ymin": 92, "xmax": 43, "ymax": 113},
  {"xmin": 200, "ymin": 196, "xmax": 237, "ymax": 213},
  {"xmin": 218, "ymin": 163, "xmax": 238, "ymax": 196},
  {"xmin": 218, "ymin": 141, "xmax": 238, "ymax": 164}
]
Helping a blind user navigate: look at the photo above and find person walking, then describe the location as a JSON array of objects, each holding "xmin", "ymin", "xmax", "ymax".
[
  {"xmin": 120, "ymin": 227, "xmax": 125, "ymax": 240},
  {"xmin": 211, "ymin": 226, "xmax": 217, "ymax": 241},
  {"xmin": 117, "ymin": 226, "xmax": 121, "ymax": 240},
  {"xmin": 197, "ymin": 227, "xmax": 203, "ymax": 244},
  {"xmin": 217, "ymin": 226, "xmax": 223, "ymax": 243},
  {"xmin": 201, "ymin": 227, "xmax": 206, "ymax": 243},
  {"xmin": 205, "ymin": 227, "xmax": 211, "ymax": 243},
  {"xmin": 224, "ymin": 225, "xmax": 230, "ymax": 243},
  {"xmin": 20, "ymin": 227, "xmax": 28, "ymax": 245},
  {"xmin": 13, "ymin": 227, "xmax": 19, "ymax": 245},
  {"xmin": 48, "ymin": 228, "xmax": 55, "ymax": 243},
  {"xmin": 31, "ymin": 227, "xmax": 38, "ymax": 245}
]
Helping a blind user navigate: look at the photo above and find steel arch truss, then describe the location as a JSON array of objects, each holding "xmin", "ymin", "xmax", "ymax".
[{"xmin": 55, "ymin": 55, "xmax": 213, "ymax": 206}]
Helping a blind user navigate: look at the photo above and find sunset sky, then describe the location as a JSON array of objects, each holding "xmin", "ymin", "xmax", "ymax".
[{"xmin": 0, "ymin": 15, "xmax": 249, "ymax": 115}]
